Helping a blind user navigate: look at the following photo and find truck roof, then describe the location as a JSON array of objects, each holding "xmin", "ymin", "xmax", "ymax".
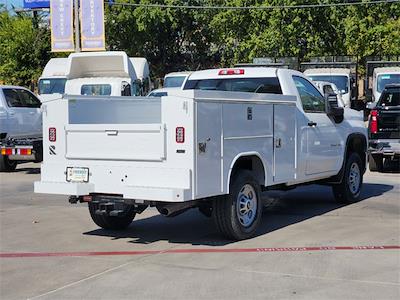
[
  {"xmin": 66, "ymin": 51, "xmax": 137, "ymax": 80},
  {"xmin": 304, "ymin": 68, "xmax": 351, "ymax": 76},
  {"xmin": 373, "ymin": 67, "xmax": 400, "ymax": 76},
  {"xmin": 41, "ymin": 58, "xmax": 68, "ymax": 78},
  {"xmin": 187, "ymin": 67, "xmax": 279, "ymax": 80},
  {"xmin": 165, "ymin": 71, "xmax": 191, "ymax": 78}
]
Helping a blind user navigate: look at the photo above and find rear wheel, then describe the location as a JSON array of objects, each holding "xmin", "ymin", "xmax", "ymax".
[
  {"xmin": 0, "ymin": 156, "xmax": 17, "ymax": 172},
  {"xmin": 88, "ymin": 202, "xmax": 136, "ymax": 230},
  {"xmin": 213, "ymin": 170, "xmax": 262, "ymax": 240},
  {"xmin": 368, "ymin": 153, "xmax": 383, "ymax": 172},
  {"xmin": 332, "ymin": 152, "xmax": 363, "ymax": 204}
]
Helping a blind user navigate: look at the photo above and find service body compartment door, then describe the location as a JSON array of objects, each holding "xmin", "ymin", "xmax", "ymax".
[
  {"xmin": 273, "ymin": 104, "xmax": 296, "ymax": 183},
  {"xmin": 195, "ymin": 102, "xmax": 222, "ymax": 198}
]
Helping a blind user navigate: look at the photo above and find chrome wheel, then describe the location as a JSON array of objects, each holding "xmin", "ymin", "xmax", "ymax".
[
  {"xmin": 236, "ymin": 184, "xmax": 257, "ymax": 227},
  {"xmin": 348, "ymin": 162, "xmax": 361, "ymax": 195}
]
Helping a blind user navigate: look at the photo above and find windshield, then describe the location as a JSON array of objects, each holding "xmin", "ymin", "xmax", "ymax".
[
  {"xmin": 81, "ymin": 84, "xmax": 111, "ymax": 96},
  {"xmin": 164, "ymin": 76, "xmax": 186, "ymax": 88},
  {"xmin": 377, "ymin": 74, "xmax": 400, "ymax": 93},
  {"xmin": 308, "ymin": 75, "xmax": 349, "ymax": 94},
  {"xmin": 38, "ymin": 78, "xmax": 66, "ymax": 95}
]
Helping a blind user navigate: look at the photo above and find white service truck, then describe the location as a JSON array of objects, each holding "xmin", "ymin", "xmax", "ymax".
[{"xmin": 34, "ymin": 67, "xmax": 367, "ymax": 240}]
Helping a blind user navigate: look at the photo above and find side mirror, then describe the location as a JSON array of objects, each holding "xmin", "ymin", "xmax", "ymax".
[{"xmin": 325, "ymin": 93, "xmax": 344, "ymax": 123}]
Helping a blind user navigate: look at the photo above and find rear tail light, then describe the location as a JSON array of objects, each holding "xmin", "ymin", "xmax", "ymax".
[
  {"xmin": 370, "ymin": 110, "xmax": 378, "ymax": 134},
  {"xmin": 218, "ymin": 69, "xmax": 245, "ymax": 75},
  {"xmin": 1, "ymin": 148, "xmax": 13, "ymax": 155},
  {"xmin": 19, "ymin": 149, "xmax": 32, "ymax": 155},
  {"xmin": 176, "ymin": 127, "xmax": 185, "ymax": 143},
  {"xmin": 49, "ymin": 127, "xmax": 56, "ymax": 142}
]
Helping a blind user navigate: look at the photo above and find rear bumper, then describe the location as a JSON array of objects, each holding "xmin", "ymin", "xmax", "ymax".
[
  {"xmin": 34, "ymin": 181, "xmax": 191, "ymax": 202},
  {"xmin": 369, "ymin": 139, "xmax": 400, "ymax": 157}
]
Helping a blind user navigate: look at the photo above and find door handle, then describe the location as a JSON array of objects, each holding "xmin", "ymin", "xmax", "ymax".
[
  {"xmin": 308, "ymin": 121, "xmax": 317, "ymax": 127},
  {"xmin": 106, "ymin": 130, "xmax": 118, "ymax": 136},
  {"xmin": 275, "ymin": 137, "xmax": 282, "ymax": 148},
  {"xmin": 29, "ymin": 111, "xmax": 35, "ymax": 114},
  {"xmin": 8, "ymin": 111, "xmax": 15, "ymax": 116}
]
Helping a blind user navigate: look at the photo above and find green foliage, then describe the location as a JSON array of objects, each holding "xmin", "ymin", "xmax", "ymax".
[{"xmin": 0, "ymin": 10, "xmax": 51, "ymax": 86}]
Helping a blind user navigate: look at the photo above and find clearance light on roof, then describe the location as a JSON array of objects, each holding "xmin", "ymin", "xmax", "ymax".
[{"xmin": 218, "ymin": 69, "xmax": 245, "ymax": 75}]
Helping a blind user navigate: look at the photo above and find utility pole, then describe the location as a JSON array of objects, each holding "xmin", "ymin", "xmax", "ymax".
[{"xmin": 74, "ymin": 0, "xmax": 81, "ymax": 52}]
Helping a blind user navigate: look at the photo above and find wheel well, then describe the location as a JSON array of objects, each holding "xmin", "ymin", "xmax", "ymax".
[
  {"xmin": 347, "ymin": 134, "xmax": 367, "ymax": 172},
  {"xmin": 229, "ymin": 155, "xmax": 265, "ymax": 188}
]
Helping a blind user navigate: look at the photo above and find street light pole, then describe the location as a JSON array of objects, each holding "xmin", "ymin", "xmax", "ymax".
[{"xmin": 74, "ymin": 0, "xmax": 81, "ymax": 52}]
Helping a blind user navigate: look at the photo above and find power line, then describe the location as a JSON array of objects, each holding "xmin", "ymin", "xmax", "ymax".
[{"xmin": 106, "ymin": 0, "xmax": 400, "ymax": 10}]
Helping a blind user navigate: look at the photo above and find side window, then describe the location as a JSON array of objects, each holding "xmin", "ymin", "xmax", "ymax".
[
  {"xmin": 293, "ymin": 76, "xmax": 326, "ymax": 112},
  {"xmin": 3, "ymin": 89, "xmax": 22, "ymax": 107},
  {"xmin": 16, "ymin": 89, "xmax": 41, "ymax": 108}
]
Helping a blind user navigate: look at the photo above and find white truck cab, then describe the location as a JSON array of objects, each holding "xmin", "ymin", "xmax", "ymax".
[
  {"xmin": 372, "ymin": 67, "xmax": 400, "ymax": 102},
  {"xmin": 64, "ymin": 51, "xmax": 141, "ymax": 97},
  {"xmin": 312, "ymin": 80, "xmax": 345, "ymax": 107},
  {"xmin": 38, "ymin": 58, "xmax": 68, "ymax": 102},
  {"xmin": 304, "ymin": 68, "xmax": 352, "ymax": 107},
  {"xmin": 163, "ymin": 71, "xmax": 191, "ymax": 88},
  {"xmin": 35, "ymin": 67, "xmax": 367, "ymax": 240}
]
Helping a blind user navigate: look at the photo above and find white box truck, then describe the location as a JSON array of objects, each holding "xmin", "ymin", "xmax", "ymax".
[{"xmin": 35, "ymin": 67, "xmax": 367, "ymax": 240}]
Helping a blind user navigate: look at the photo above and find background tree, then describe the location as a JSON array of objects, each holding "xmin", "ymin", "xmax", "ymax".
[{"xmin": 0, "ymin": 8, "xmax": 51, "ymax": 86}]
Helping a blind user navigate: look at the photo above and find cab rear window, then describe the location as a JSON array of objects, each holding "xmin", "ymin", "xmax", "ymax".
[
  {"xmin": 183, "ymin": 77, "xmax": 282, "ymax": 94},
  {"xmin": 379, "ymin": 89, "xmax": 400, "ymax": 107}
]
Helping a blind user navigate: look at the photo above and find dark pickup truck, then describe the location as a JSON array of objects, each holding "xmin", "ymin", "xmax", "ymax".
[{"xmin": 368, "ymin": 84, "xmax": 400, "ymax": 172}]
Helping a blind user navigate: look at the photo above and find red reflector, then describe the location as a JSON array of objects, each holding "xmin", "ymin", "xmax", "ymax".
[
  {"xmin": 49, "ymin": 127, "xmax": 56, "ymax": 142},
  {"xmin": 176, "ymin": 127, "xmax": 185, "ymax": 143},
  {"xmin": 370, "ymin": 110, "xmax": 378, "ymax": 134},
  {"xmin": 218, "ymin": 69, "xmax": 245, "ymax": 75}
]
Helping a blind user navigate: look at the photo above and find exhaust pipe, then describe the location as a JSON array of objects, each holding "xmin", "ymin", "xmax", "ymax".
[{"xmin": 156, "ymin": 201, "xmax": 197, "ymax": 217}]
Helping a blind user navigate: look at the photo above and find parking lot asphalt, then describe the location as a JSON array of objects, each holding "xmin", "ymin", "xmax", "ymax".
[{"xmin": 0, "ymin": 163, "xmax": 399, "ymax": 300}]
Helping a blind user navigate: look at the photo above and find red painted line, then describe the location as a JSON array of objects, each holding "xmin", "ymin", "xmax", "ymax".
[{"xmin": 0, "ymin": 245, "xmax": 399, "ymax": 258}]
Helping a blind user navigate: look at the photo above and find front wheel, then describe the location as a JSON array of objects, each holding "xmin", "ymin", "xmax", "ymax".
[
  {"xmin": 332, "ymin": 152, "xmax": 363, "ymax": 204},
  {"xmin": 213, "ymin": 170, "xmax": 262, "ymax": 240},
  {"xmin": 88, "ymin": 202, "xmax": 136, "ymax": 230}
]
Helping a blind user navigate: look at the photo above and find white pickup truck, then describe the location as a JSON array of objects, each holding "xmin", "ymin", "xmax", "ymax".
[{"xmin": 35, "ymin": 67, "xmax": 367, "ymax": 240}]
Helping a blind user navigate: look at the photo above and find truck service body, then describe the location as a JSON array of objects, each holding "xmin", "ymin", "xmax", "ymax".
[{"xmin": 35, "ymin": 67, "xmax": 367, "ymax": 240}]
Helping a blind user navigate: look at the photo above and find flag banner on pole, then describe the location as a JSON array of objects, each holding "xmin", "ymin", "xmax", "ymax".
[
  {"xmin": 80, "ymin": 0, "xmax": 106, "ymax": 51},
  {"xmin": 50, "ymin": 0, "xmax": 75, "ymax": 52}
]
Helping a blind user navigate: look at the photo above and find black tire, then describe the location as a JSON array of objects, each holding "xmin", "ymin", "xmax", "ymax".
[
  {"xmin": 368, "ymin": 153, "xmax": 383, "ymax": 172},
  {"xmin": 88, "ymin": 202, "xmax": 136, "ymax": 230},
  {"xmin": 213, "ymin": 170, "xmax": 262, "ymax": 240},
  {"xmin": 332, "ymin": 152, "xmax": 363, "ymax": 204},
  {"xmin": 0, "ymin": 156, "xmax": 17, "ymax": 172}
]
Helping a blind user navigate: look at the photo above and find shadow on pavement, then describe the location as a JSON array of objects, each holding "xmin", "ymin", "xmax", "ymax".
[
  {"xmin": 11, "ymin": 167, "xmax": 40, "ymax": 174},
  {"xmin": 83, "ymin": 182, "xmax": 393, "ymax": 246}
]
